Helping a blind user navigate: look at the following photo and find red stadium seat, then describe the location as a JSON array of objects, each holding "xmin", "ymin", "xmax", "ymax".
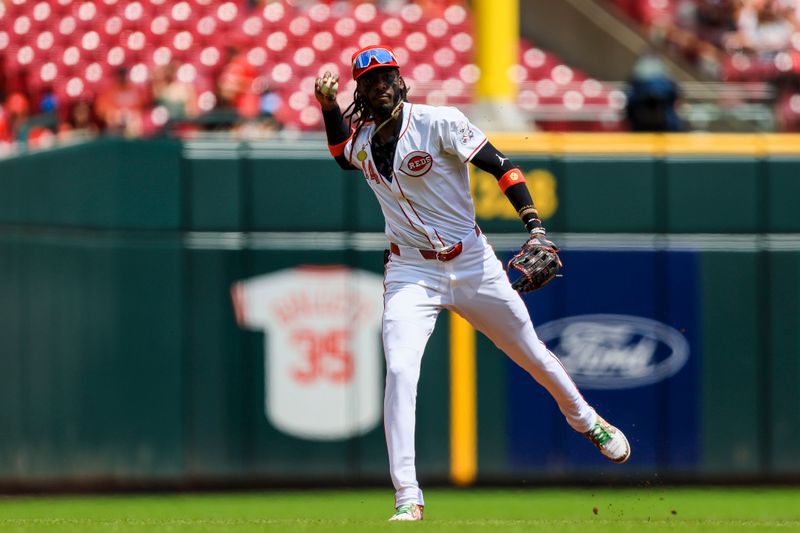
[
  {"xmin": 550, "ymin": 64, "xmax": 575, "ymax": 85},
  {"xmin": 339, "ymin": 45, "xmax": 358, "ymax": 69},
  {"xmin": 98, "ymin": 0, "xmax": 121, "ymax": 16},
  {"xmin": 287, "ymin": 89, "xmax": 309, "ymax": 112},
  {"xmin": 55, "ymin": 16, "xmax": 78, "ymax": 47},
  {"xmin": 151, "ymin": 46, "xmax": 173, "ymax": 67},
  {"xmin": 13, "ymin": 15, "xmax": 33, "ymax": 37},
  {"xmin": 194, "ymin": 15, "xmax": 217, "ymax": 44},
  {"xmin": 269, "ymin": 62, "xmax": 294, "ymax": 86},
  {"xmin": 196, "ymin": 45, "xmax": 222, "ymax": 73},
  {"xmin": 84, "ymin": 61, "xmax": 105, "ymax": 86},
  {"xmin": 311, "ymin": 30, "xmax": 334, "ymax": 54},
  {"xmin": 129, "ymin": 62, "xmax": 150, "ymax": 84},
  {"xmin": 307, "ymin": 3, "xmax": 331, "ymax": 29},
  {"xmin": 405, "ymin": 31, "xmax": 428, "ymax": 53},
  {"xmin": 400, "ymin": 3, "xmax": 423, "ymax": 24},
  {"xmin": 292, "ymin": 47, "xmax": 316, "ymax": 71},
  {"xmin": 214, "ymin": 1, "xmax": 239, "ymax": 28},
  {"xmin": 353, "ymin": 2, "xmax": 378, "ymax": 29},
  {"xmin": 288, "ymin": 15, "xmax": 311, "ymax": 40},
  {"xmin": 64, "ymin": 76, "xmax": 87, "ymax": 99},
  {"xmin": 175, "ymin": 63, "xmax": 197, "ymax": 84},
  {"xmin": 241, "ymin": 15, "xmax": 265, "ymax": 39},
  {"xmin": 172, "ymin": 30, "xmax": 194, "ymax": 53},
  {"xmin": 425, "ymin": 18, "xmax": 449, "ymax": 47},
  {"xmin": 149, "ymin": 15, "xmax": 171, "ymax": 39},
  {"xmin": 35, "ymin": 30, "xmax": 55, "ymax": 52},
  {"xmin": 126, "ymin": 30, "xmax": 147, "ymax": 52},
  {"xmin": 333, "ymin": 17, "xmax": 357, "ymax": 38},
  {"xmin": 122, "ymin": 1, "xmax": 146, "ymax": 25},
  {"xmin": 432, "ymin": 47, "xmax": 456, "ymax": 70},
  {"xmin": 31, "ymin": 2, "xmax": 53, "ymax": 24},
  {"xmin": 443, "ymin": 4, "xmax": 468, "ymax": 30},
  {"xmin": 458, "ymin": 63, "xmax": 480, "ymax": 84},
  {"xmin": 103, "ymin": 15, "xmax": 124, "ymax": 39},
  {"xmin": 75, "ymin": 1, "xmax": 100, "ymax": 27},
  {"xmin": 80, "ymin": 30, "xmax": 102, "ymax": 54},
  {"xmin": 410, "ymin": 63, "xmax": 436, "ymax": 84},
  {"xmin": 358, "ymin": 31, "xmax": 381, "ymax": 49},
  {"xmin": 298, "ymin": 106, "xmax": 323, "ymax": 129},
  {"xmin": 380, "ymin": 17, "xmax": 403, "ymax": 40},
  {"xmin": 245, "ymin": 46, "xmax": 268, "ymax": 68},
  {"xmin": 61, "ymin": 45, "xmax": 82, "ymax": 69},
  {"xmin": 261, "ymin": 1, "xmax": 287, "ymax": 24},
  {"xmin": 265, "ymin": 31, "xmax": 289, "ymax": 54},
  {"xmin": 106, "ymin": 45, "xmax": 127, "ymax": 67},
  {"xmin": 38, "ymin": 61, "xmax": 59, "ymax": 84}
]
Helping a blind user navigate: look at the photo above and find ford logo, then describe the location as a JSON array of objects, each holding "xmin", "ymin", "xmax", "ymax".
[{"xmin": 536, "ymin": 314, "xmax": 690, "ymax": 390}]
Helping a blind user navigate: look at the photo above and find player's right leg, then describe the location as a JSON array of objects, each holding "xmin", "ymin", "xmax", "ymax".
[
  {"xmin": 450, "ymin": 238, "xmax": 630, "ymax": 463},
  {"xmin": 382, "ymin": 259, "xmax": 443, "ymax": 516}
]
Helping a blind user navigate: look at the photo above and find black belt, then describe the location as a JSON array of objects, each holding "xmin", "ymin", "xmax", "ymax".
[{"xmin": 390, "ymin": 226, "xmax": 480, "ymax": 262}]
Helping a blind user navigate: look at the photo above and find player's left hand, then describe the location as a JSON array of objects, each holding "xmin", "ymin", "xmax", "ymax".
[{"xmin": 507, "ymin": 233, "xmax": 563, "ymax": 293}]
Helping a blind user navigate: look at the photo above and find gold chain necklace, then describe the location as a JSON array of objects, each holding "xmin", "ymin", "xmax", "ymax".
[{"xmin": 356, "ymin": 100, "xmax": 404, "ymax": 162}]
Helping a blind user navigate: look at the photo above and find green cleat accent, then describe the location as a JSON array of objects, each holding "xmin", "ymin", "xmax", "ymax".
[
  {"xmin": 389, "ymin": 503, "xmax": 424, "ymax": 521},
  {"xmin": 584, "ymin": 416, "xmax": 631, "ymax": 464}
]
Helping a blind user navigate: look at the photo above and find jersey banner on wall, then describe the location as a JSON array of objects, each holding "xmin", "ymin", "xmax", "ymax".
[
  {"xmin": 505, "ymin": 249, "xmax": 699, "ymax": 470},
  {"xmin": 231, "ymin": 266, "xmax": 384, "ymax": 441}
]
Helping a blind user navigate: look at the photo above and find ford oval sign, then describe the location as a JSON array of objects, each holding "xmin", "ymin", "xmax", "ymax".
[{"xmin": 536, "ymin": 314, "xmax": 690, "ymax": 390}]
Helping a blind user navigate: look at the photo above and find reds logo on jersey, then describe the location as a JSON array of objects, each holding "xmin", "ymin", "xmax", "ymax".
[{"xmin": 399, "ymin": 151, "xmax": 433, "ymax": 177}]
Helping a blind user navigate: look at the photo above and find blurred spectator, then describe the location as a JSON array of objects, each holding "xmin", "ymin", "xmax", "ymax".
[
  {"xmin": 152, "ymin": 62, "xmax": 199, "ymax": 122},
  {"xmin": 723, "ymin": 0, "xmax": 796, "ymax": 54},
  {"xmin": 415, "ymin": 0, "xmax": 461, "ymax": 16},
  {"xmin": 217, "ymin": 46, "xmax": 259, "ymax": 117},
  {"xmin": 653, "ymin": 0, "xmax": 737, "ymax": 77},
  {"xmin": 625, "ymin": 53, "xmax": 684, "ymax": 131},
  {"xmin": 0, "ymin": 106, "xmax": 9, "ymax": 144},
  {"xmin": 95, "ymin": 67, "xmax": 149, "ymax": 137},
  {"xmin": 59, "ymin": 100, "xmax": 102, "ymax": 140},
  {"xmin": 37, "ymin": 87, "xmax": 59, "ymax": 116},
  {"xmin": 1, "ymin": 92, "xmax": 31, "ymax": 141},
  {"xmin": 231, "ymin": 76, "xmax": 283, "ymax": 139}
]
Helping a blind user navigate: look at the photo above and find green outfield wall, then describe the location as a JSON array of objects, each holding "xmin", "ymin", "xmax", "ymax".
[{"xmin": 1, "ymin": 135, "xmax": 799, "ymax": 487}]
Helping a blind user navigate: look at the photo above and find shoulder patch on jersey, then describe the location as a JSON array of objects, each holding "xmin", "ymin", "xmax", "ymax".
[
  {"xmin": 457, "ymin": 120, "xmax": 474, "ymax": 144},
  {"xmin": 399, "ymin": 151, "xmax": 433, "ymax": 177}
]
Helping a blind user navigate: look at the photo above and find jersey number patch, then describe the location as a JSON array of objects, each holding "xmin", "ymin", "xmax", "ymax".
[{"xmin": 363, "ymin": 161, "xmax": 382, "ymax": 184}]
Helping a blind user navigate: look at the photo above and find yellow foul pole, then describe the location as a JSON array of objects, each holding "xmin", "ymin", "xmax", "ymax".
[
  {"xmin": 474, "ymin": 0, "xmax": 519, "ymax": 103},
  {"xmin": 449, "ymin": 311, "xmax": 477, "ymax": 486}
]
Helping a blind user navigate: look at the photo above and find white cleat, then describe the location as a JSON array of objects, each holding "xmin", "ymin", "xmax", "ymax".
[
  {"xmin": 389, "ymin": 503, "xmax": 424, "ymax": 521},
  {"xmin": 585, "ymin": 416, "xmax": 631, "ymax": 464}
]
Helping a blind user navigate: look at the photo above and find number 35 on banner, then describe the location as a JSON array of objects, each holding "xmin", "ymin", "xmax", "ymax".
[
  {"xmin": 291, "ymin": 328, "xmax": 354, "ymax": 384},
  {"xmin": 231, "ymin": 267, "xmax": 384, "ymax": 441}
]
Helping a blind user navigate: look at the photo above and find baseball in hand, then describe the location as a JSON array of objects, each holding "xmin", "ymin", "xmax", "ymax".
[{"xmin": 320, "ymin": 79, "xmax": 338, "ymax": 97}]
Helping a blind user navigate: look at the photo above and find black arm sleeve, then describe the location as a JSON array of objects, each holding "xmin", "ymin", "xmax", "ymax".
[
  {"xmin": 470, "ymin": 142, "xmax": 543, "ymax": 232},
  {"xmin": 470, "ymin": 141, "xmax": 516, "ymax": 177},
  {"xmin": 322, "ymin": 106, "xmax": 356, "ymax": 170}
]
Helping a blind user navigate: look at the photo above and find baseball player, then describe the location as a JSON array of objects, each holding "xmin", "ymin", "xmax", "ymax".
[{"xmin": 314, "ymin": 45, "xmax": 630, "ymax": 521}]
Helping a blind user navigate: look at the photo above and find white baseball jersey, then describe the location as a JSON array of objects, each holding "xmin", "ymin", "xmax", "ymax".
[{"xmin": 342, "ymin": 103, "xmax": 488, "ymax": 251}]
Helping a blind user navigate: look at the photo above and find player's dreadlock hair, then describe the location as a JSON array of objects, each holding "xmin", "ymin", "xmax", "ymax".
[{"xmin": 342, "ymin": 70, "xmax": 409, "ymax": 161}]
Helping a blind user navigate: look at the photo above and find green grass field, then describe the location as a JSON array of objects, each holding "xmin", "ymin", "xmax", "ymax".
[{"xmin": 1, "ymin": 488, "xmax": 799, "ymax": 532}]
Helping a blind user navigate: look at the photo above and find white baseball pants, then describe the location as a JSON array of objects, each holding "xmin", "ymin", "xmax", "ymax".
[{"xmin": 382, "ymin": 229, "xmax": 597, "ymax": 507}]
